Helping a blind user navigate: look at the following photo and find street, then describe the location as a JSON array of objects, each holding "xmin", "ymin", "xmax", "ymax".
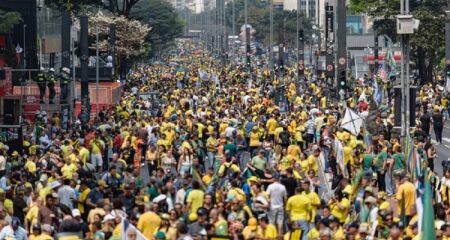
[{"xmin": 432, "ymin": 121, "xmax": 450, "ymax": 177}]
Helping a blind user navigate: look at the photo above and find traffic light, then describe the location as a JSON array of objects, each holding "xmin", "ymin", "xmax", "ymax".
[
  {"xmin": 298, "ymin": 29, "xmax": 304, "ymax": 42},
  {"xmin": 339, "ymin": 71, "xmax": 346, "ymax": 88},
  {"xmin": 446, "ymin": 64, "xmax": 450, "ymax": 76}
]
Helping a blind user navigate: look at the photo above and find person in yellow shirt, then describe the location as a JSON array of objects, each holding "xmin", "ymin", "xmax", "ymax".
[
  {"xmin": 206, "ymin": 132, "xmax": 218, "ymax": 170},
  {"xmin": 330, "ymin": 217, "xmax": 345, "ymax": 240},
  {"xmin": 242, "ymin": 217, "xmax": 262, "ymax": 240},
  {"xmin": 248, "ymin": 127, "xmax": 261, "ymax": 153},
  {"xmin": 396, "ymin": 174, "xmax": 416, "ymax": 219},
  {"xmin": 24, "ymin": 197, "xmax": 43, "ymax": 234},
  {"xmin": 306, "ymin": 147, "xmax": 320, "ymax": 173},
  {"xmin": 35, "ymin": 224, "xmax": 54, "ymax": 240},
  {"xmin": 76, "ymin": 182, "xmax": 91, "ymax": 217},
  {"xmin": 266, "ymin": 115, "xmax": 277, "ymax": 140},
  {"xmin": 301, "ymin": 180, "xmax": 320, "ymax": 222},
  {"xmin": 286, "ymin": 187, "xmax": 311, "ymax": 240},
  {"xmin": 202, "ymin": 168, "xmax": 214, "ymax": 186},
  {"xmin": 137, "ymin": 203, "xmax": 161, "ymax": 240},
  {"xmin": 259, "ymin": 216, "xmax": 277, "ymax": 240},
  {"xmin": 329, "ymin": 189, "xmax": 350, "ymax": 224},
  {"xmin": 25, "ymin": 156, "xmax": 37, "ymax": 176},
  {"xmin": 78, "ymin": 145, "xmax": 90, "ymax": 165},
  {"xmin": 61, "ymin": 158, "xmax": 78, "ymax": 179},
  {"xmin": 186, "ymin": 181, "xmax": 205, "ymax": 214}
]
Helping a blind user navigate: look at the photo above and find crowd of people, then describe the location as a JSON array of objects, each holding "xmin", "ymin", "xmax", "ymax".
[{"xmin": 0, "ymin": 42, "xmax": 449, "ymax": 240}]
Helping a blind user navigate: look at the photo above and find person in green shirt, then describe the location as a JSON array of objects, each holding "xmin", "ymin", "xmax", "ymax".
[
  {"xmin": 247, "ymin": 149, "xmax": 266, "ymax": 178},
  {"xmin": 391, "ymin": 147, "xmax": 406, "ymax": 175},
  {"xmin": 374, "ymin": 144, "xmax": 387, "ymax": 192},
  {"xmin": 362, "ymin": 152, "xmax": 374, "ymax": 172}
]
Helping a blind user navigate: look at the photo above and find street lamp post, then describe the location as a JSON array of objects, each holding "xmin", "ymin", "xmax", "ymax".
[
  {"xmin": 269, "ymin": 0, "xmax": 273, "ymax": 69},
  {"xmin": 95, "ymin": 23, "xmax": 99, "ymax": 117},
  {"xmin": 23, "ymin": 24, "xmax": 27, "ymax": 69}
]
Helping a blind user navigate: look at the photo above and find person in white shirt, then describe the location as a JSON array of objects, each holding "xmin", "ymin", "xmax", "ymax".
[
  {"xmin": 153, "ymin": 186, "xmax": 174, "ymax": 211},
  {"xmin": 176, "ymin": 181, "xmax": 189, "ymax": 204},
  {"xmin": 266, "ymin": 176, "xmax": 287, "ymax": 234},
  {"xmin": 0, "ymin": 152, "xmax": 6, "ymax": 177}
]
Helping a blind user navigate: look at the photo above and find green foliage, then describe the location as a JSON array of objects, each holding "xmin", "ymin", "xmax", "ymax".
[
  {"xmin": 0, "ymin": 9, "xmax": 22, "ymax": 34},
  {"xmin": 219, "ymin": 0, "xmax": 315, "ymax": 47},
  {"xmin": 131, "ymin": 0, "xmax": 184, "ymax": 56},
  {"xmin": 44, "ymin": 0, "xmax": 140, "ymax": 16},
  {"xmin": 350, "ymin": 0, "xmax": 449, "ymax": 83},
  {"xmin": 44, "ymin": 0, "xmax": 101, "ymax": 14}
]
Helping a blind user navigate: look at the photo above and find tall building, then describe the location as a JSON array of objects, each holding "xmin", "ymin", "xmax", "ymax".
[{"xmin": 283, "ymin": 0, "xmax": 318, "ymax": 22}]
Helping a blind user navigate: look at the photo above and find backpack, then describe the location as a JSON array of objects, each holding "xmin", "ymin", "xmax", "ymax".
[{"xmin": 158, "ymin": 196, "xmax": 169, "ymax": 213}]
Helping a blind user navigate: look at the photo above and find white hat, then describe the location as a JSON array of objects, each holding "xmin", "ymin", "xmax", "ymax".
[
  {"xmin": 72, "ymin": 209, "xmax": 81, "ymax": 217},
  {"xmin": 50, "ymin": 181, "xmax": 61, "ymax": 189},
  {"xmin": 102, "ymin": 214, "xmax": 116, "ymax": 223},
  {"xmin": 39, "ymin": 174, "xmax": 48, "ymax": 182}
]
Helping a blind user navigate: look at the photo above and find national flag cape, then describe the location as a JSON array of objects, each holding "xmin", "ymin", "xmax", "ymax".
[
  {"xmin": 421, "ymin": 169, "xmax": 436, "ymax": 239},
  {"xmin": 121, "ymin": 218, "xmax": 148, "ymax": 240}
]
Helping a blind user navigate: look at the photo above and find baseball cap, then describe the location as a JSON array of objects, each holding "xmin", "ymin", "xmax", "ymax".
[
  {"xmin": 197, "ymin": 207, "xmax": 208, "ymax": 217},
  {"xmin": 102, "ymin": 214, "xmax": 116, "ymax": 223},
  {"xmin": 72, "ymin": 209, "xmax": 81, "ymax": 217}
]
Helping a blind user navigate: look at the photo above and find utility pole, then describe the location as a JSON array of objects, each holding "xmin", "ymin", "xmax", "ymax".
[
  {"xmin": 445, "ymin": 8, "xmax": 450, "ymax": 93},
  {"xmin": 23, "ymin": 24, "xmax": 27, "ymax": 69},
  {"xmin": 232, "ymin": 0, "xmax": 235, "ymax": 36},
  {"xmin": 61, "ymin": 10, "xmax": 71, "ymax": 129},
  {"xmin": 269, "ymin": 0, "xmax": 273, "ymax": 69},
  {"xmin": 396, "ymin": 0, "xmax": 419, "ymax": 144},
  {"xmin": 336, "ymin": 0, "xmax": 347, "ymax": 88},
  {"xmin": 296, "ymin": 0, "xmax": 304, "ymax": 83},
  {"xmin": 374, "ymin": 30, "xmax": 379, "ymax": 76},
  {"xmin": 109, "ymin": 24, "xmax": 116, "ymax": 76},
  {"xmin": 245, "ymin": 0, "xmax": 250, "ymax": 70},
  {"xmin": 95, "ymin": 23, "xmax": 99, "ymax": 116},
  {"xmin": 325, "ymin": 3, "xmax": 334, "ymax": 85},
  {"xmin": 400, "ymin": 0, "xmax": 410, "ymax": 142},
  {"xmin": 80, "ymin": 15, "xmax": 90, "ymax": 120}
]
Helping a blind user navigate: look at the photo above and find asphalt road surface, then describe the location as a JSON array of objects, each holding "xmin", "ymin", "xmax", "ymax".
[{"xmin": 431, "ymin": 121, "xmax": 450, "ymax": 177}]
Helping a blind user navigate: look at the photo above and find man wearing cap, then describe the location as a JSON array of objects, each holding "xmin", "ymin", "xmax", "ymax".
[
  {"xmin": 364, "ymin": 196, "xmax": 378, "ymax": 224},
  {"xmin": 188, "ymin": 207, "xmax": 208, "ymax": 236},
  {"xmin": 85, "ymin": 180, "xmax": 108, "ymax": 211},
  {"xmin": 242, "ymin": 217, "xmax": 262, "ymax": 240}
]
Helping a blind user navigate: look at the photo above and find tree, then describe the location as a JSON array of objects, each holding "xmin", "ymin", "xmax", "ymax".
[
  {"xmin": 0, "ymin": 9, "xmax": 22, "ymax": 34},
  {"xmin": 349, "ymin": 0, "xmax": 449, "ymax": 84},
  {"xmin": 131, "ymin": 0, "xmax": 184, "ymax": 57},
  {"xmin": 45, "ymin": 0, "xmax": 141, "ymax": 17},
  {"xmin": 74, "ymin": 13, "xmax": 151, "ymax": 77},
  {"xmin": 214, "ymin": 0, "xmax": 314, "ymax": 48},
  {"xmin": 0, "ymin": 9, "xmax": 22, "ymax": 68}
]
